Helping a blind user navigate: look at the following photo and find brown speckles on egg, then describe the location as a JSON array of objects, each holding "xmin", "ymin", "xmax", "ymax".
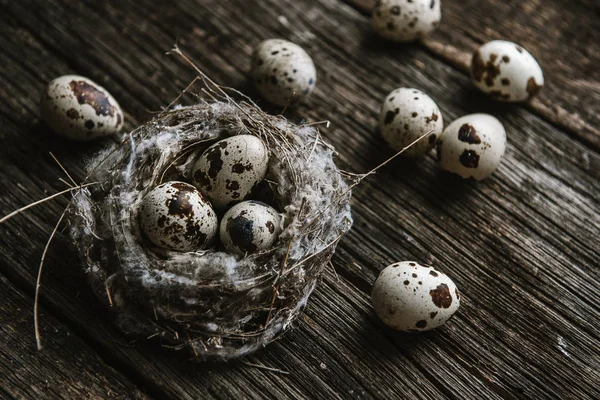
[
  {"xmin": 372, "ymin": 0, "xmax": 441, "ymax": 42},
  {"xmin": 380, "ymin": 87, "xmax": 443, "ymax": 157},
  {"xmin": 471, "ymin": 51, "xmax": 486, "ymax": 82},
  {"xmin": 139, "ymin": 181, "xmax": 218, "ymax": 252},
  {"xmin": 225, "ymin": 213, "xmax": 257, "ymax": 254},
  {"xmin": 415, "ymin": 320, "xmax": 427, "ymax": 329},
  {"xmin": 472, "ymin": 51, "xmax": 502, "ymax": 86},
  {"xmin": 251, "ymin": 39, "xmax": 316, "ymax": 106},
  {"xmin": 457, "ymin": 123, "xmax": 481, "ymax": 144},
  {"xmin": 527, "ymin": 77, "xmax": 543, "ymax": 98},
  {"xmin": 384, "ymin": 108, "xmax": 400, "ymax": 125},
  {"xmin": 193, "ymin": 170, "xmax": 212, "ymax": 191},
  {"xmin": 220, "ymin": 201, "xmax": 281, "ymax": 256},
  {"xmin": 192, "ymin": 135, "xmax": 268, "ymax": 209},
  {"xmin": 232, "ymin": 162, "xmax": 253, "ymax": 174},
  {"xmin": 166, "ymin": 183, "xmax": 197, "ymax": 218},
  {"xmin": 225, "ymin": 180, "xmax": 240, "ymax": 191},
  {"xmin": 424, "ymin": 113, "xmax": 438, "ymax": 124},
  {"xmin": 429, "ymin": 270, "xmax": 438, "ymax": 277},
  {"xmin": 69, "ymin": 80, "xmax": 116, "ymax": 117},
  {"xmin": 40, "ymin": 75, "xmax": 124, "ymax": 140},
  {"xmin": 459, "ymin": 149, "xmax": 480, "ymax": 168},
  {"xmin": 472, "ymin": 41, "xmax": 544, "ymax": 102},
  {"xmin": 429, "ymin": 283, "xmax": 453, "ymax": 308},
  {"xmin": 66, "ymin": 108, "xmax": 79, "ymax": 119},
  {"xmin": 372, "ymin": 262, "xmax": 461, "ymax": 331},
  {"xmin": 438, "ymin": 114, "xmax": 506, "ymax": 180}
]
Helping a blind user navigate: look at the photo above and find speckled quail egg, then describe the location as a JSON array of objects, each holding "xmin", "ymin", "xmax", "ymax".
[
  {"xmin": 437, "ymin": 114, "xmax": 506, "ymax": 180},
  {"xmin": 251, "ymin": 39, "xmax": 317, "ymax": 107},
  {"xmin": 371, "ymin": 261, "xmax": 460, "ymax": 331},
  {"xmin": 220, "ymin": 201, "xmax": 282, "ymax": 256},
  {"xmin": 192, "ymin": 135, "xmax": 269, "ymax": 210},
  {"xmin": 40, "ymin": 75, "xmax": 124, "ymax": 141},
  {"xmin": 139, "ymin": 181, "xmax": 218, "ymax": 252},
  {"xmin": 471, "ymin": 40, "xmax": 544, "ymax": 102},
  {"xmin": 380, "ymin": 88, "xmax": 444, "ymax": 157},
  {"xmin": 372, "ymin": 0, "xmax": 442, "ymax": 42}
]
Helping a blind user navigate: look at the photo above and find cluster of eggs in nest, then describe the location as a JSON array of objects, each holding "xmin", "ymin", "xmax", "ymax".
[{"xmin": 139, "ymin": 135, "xmax": 283, "ymax": 256}]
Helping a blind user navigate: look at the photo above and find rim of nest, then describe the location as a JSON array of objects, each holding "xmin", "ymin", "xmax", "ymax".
[{"xmin": 70, "ymin": 84, "xmax": 353, "ymax": 359}]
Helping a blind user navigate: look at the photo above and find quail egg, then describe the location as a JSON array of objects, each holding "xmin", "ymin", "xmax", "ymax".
[
  {"xmin": 372, "ymin": 0, "xmax": 442, "ymax": 42},
  {"xmin": 371, "ymin": 261, "xmax": 460, "ymax": 331},
  {"xmin": 220, "ymin": 201, "xmax": 282, "ymax": 256},
  {"xmin": 192, "ymin": 135, "xmax": 269, "ymax": 210},
  {"xmin": 437, "ymin": 113, "xmax": 506, "ymax": 180},
  {"xmin": 471, "ymin": 40, "xmax": 544, "ymax": 102},
  {"xmin": 40, "ymin": 75, "xmax": 124, "ymax": 140},
  {"xmin": 139, "ymin": 181, "xmax": 218, "ymax": 252},
  {"xmin": 251, "ymin": 39, "xmax": 317, "ymax": 107},
  {"xmin": 380, "ymin": 88, "xmax": 444, "ymax": 157}
]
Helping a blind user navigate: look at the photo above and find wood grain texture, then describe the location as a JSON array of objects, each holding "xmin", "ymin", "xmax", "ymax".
[
  {"xmin": 345, "ymin": 0, "xmax": 600, "ymax": 150},
  {"xmin": 0, "ymin": 0, "xmax": 599, "ymax": 399},
  {"xmin": 0, "ymin": 274, "xmax": 149, "ymax": 400}
]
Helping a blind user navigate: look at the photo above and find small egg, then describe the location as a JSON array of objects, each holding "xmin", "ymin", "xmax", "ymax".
[
  {"xmin": 220, "ymin": 201, "xmax": 282, "ymax": 256},
  {"xmin": 251, "ymin": 39, "xmax": 317, "ymax": 107},
  {"xmin": 139, "ymin": 181, "xmax": 218, "ymax": 252},
  {"xmin": 437, "ymin": 114, "xmax": 506, "ymax": 180},
  {"xmin": 371, "ymin": 261, "xmax": 460, "ymax": 331},
  {"xmin": 372, "ymin": 0, "xmax": 442, "ymax": 42},
  {"xmin": 40, "ymin": 75, "xmax": 124, "ymax": 140},
  {"xmin": 380, "ymin": 88, "xmax": 444, "ymax": 157},
  {"xmin": 191, "ymin": 135, "xmax": 269, "ymax": 210},
  {"xmin": 471, "ymin": 40, "xmax": 544, "ymax": 102}
]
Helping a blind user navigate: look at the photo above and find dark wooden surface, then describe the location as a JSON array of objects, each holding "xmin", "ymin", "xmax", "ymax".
[{"xmin": 0, "ymin": 0, "xmax": 598, "ymax": 399}]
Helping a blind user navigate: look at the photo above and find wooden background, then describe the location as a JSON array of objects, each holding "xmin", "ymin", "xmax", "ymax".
[{"xmin": 1, "ymin": 0, "xmax": 599, "ymax": 398}]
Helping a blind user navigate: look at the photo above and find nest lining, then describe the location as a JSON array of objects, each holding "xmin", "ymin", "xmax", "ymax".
[{"xmin": 69, "ymin": 101, "xmax": 352, "ymax": 359}]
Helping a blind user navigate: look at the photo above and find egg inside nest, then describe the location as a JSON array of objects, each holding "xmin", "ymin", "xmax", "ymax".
[{"xmin": 68, "ymin": 101, "xmax": 352, "ymax": 360}]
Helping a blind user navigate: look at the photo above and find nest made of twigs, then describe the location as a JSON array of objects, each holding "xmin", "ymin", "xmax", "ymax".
[{"xmin": 68, "ymin": 97, "xmax": 352, "ymax": 360}]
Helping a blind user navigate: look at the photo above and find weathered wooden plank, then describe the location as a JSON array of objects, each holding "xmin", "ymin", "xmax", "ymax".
[
  {"xmin": 0, "ymin": 274, "xmax": 150, "ymax": 400},
  {"xmin": 343, "ymin": 0, "xmax": 600, "ymax": 150},
  {"xmin": 0, "ymin": 0, "xmax": 599, "ymax": 399}
]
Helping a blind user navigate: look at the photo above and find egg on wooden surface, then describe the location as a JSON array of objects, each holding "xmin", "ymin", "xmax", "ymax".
[
  {"xmin": 251, "ymin": 39, "xmax": 317, "ymax": 107},
  {"xmin": 191, "ymin": 135, "xmax": 269, "ymax": 210},
  {"xmin": 372, "ymin": 0, "xmax": 442, "ymax": 42},
  {"xmin": 471, "ymin": 40, "xmax": 544, "ymax": 102},
  {"xmin": 40, "ymin": 75, "xmax": 124, "ymax": 140},
  {"xmin": 139, "ymin": 181, "xmax": 218, "ymax": 252},
  {"xmin": 380, "ymin": 88, "xmax": 444, "ymax": 157},
  {"xmin": 437, "ymin": 113, "xmax": 506, "ymax": 180},
  {"xmin": 220, "ymin": 201, "xmax": 282, "ymax": 256},
  {"xmin": 371, "ymin": 261, "xmax": 461, "ymax": 331}
]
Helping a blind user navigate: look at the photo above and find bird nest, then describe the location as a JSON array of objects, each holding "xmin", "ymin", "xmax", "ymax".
[{"xmin": 68, "ymin": 99, "xmax": 353, "ymax": 360}]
